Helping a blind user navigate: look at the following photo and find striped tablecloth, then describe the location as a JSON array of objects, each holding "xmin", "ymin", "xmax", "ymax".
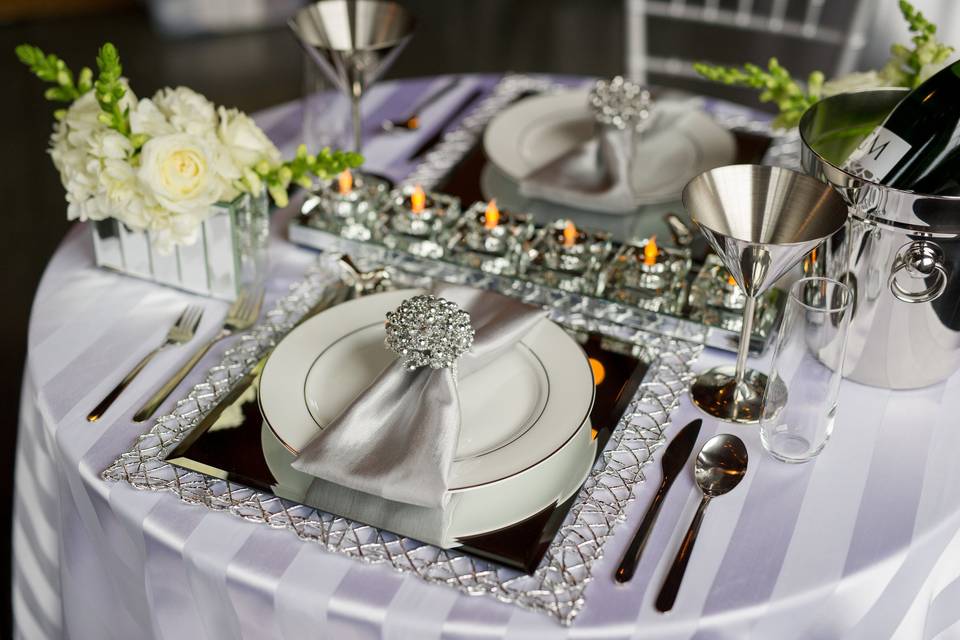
[{"xmin": 14, "ymin": 74, "xmax": 960, "ymax": 640}]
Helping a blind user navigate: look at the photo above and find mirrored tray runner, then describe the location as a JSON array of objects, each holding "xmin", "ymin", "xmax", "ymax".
[
  {"xmin": 103, "ymin": 253, "xmax": 701, "ymax": 625},
  {"xmin": 290, "ymin": 73, "xmax": 794, "ymax": 355}
]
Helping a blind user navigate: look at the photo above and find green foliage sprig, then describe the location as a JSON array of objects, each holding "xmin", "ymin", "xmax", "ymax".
[
  {"xmin": 93, "ymin": 43, "xmax": 132, "ymax": 138},
  {"xmin": 881, "ymin": 0, "xmax": 955, "ymax": 87},
  {"xmin": 693, "ymin": 0, "xmax": 955, "ymax": 127},
  {"xmin": 693, "ymin": 59, "xmax": 823, "ymax": 129},
  {"xmin": 15, "ymin": 44, "xmax": 92, "ymax": 119},
  {"xmin": 258, "ymin": 145, "xmax": 364, "ymax": 207}
]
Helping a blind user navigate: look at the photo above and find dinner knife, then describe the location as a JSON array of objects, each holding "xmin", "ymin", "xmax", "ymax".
[{"xmin": 614, "ymin": 418, "xmax": 703, "ymax": 583}]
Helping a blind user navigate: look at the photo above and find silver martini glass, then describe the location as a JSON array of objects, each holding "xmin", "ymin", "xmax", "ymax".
[
  {"xmin": 682, "ymin": 164, "xmax": 848, "ymax": 423},
  {"xmin": 290, "ymin": 0, "xmax": 416, "ymax": 152}
]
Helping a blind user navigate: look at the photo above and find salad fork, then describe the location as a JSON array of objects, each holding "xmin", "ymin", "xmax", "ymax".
[
  {"xmin": 87, "ymin": 305, "xmax": 204, "ymax": 423},
  {"xmin": 133, "ymin": 287, "xmax": 265, "ymax": 423}
]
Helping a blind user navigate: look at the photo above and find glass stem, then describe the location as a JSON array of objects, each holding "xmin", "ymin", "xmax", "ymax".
[
  {"xmin": 734, "ymin": 295, "xmax": 757, "ymax": 388},
  {"xmin": 351, "ymin": 93, "xmax": 362, "ymax": 153}
]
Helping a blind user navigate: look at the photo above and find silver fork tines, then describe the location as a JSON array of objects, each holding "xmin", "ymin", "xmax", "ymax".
[
  {"xmin": 133, "ymin": 287, "xmax": 265, "ymax": 423},
  {"xmin": 87, "ymin": 304, "xmax": 205, "ymax": 423}
]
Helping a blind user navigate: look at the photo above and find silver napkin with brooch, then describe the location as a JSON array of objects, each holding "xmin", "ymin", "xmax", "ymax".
[
  {"xmin": 291, "ymin": 285, "xmax": 546, "ymax": 509},
  {"xmin": 520, "ymin": 76, "xmax": 736, "ymax": 213}
]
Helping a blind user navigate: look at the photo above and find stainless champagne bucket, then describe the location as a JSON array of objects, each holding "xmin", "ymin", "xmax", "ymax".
[{"xmin": 799, "ymin": 88, "xmax": 960, "ymax": 389}]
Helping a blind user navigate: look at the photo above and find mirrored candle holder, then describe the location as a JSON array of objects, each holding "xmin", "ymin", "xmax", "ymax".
[
  {"xmin": 520, "ymin": 219, "xmax": 612, "ymax": 293},
  {"xmin": 445, "ymin": 200, "xmax": 534, "ymax": 275},
  {"xmin": 688, "ymin": 253, "xmax": 783, "ymax": 346},
  {"xmin": 597, "ymin": 236, "xmax": 691, "ymax": 313},
  {"xmin": 301, "ymin": 169, "xmax": 391, "ymax": 241},
  {"xmin": 381, "ymin": 184, "xmax": 460, "ymax": 259}
]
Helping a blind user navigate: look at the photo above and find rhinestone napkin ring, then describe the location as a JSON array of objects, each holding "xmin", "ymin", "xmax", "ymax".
[
  {"xmin": 385, "ymin": 295, "xmax": 475, "ymax": 370},
  {"xmin": 589, "ymin": 76, "xmax": 652, "ymax": 132}
]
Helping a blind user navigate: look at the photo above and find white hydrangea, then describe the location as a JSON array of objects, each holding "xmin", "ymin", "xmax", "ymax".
[
  {"xmin": 152, "ymin": 86, "xmax": 217, "ymax": 136},
  {"xmin": 49, "ymin": 83, "xmax": 281, "ymax": 252}
]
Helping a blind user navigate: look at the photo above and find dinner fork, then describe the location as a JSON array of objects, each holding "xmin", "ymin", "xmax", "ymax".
[
  {"xmin": 133, "ymin": 287, "xmax": 265, "ymax": 423},
  {"xmin": 87, "ymin": 305, "xmax": 204, "ymax": 423}
]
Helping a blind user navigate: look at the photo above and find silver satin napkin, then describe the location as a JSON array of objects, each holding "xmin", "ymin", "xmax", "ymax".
[
  {"xmin": 291, "ymin": 286, "xmax": 546, "ymax": 509},
  {"xmin": 519, "ymin": 101, "xmax": 717, "ymax": 213}
]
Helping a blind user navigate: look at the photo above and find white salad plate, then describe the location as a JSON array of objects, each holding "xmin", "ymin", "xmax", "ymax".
[
  {"xmin": 483, "ymin": 89, "xmax": 736, "ymax": 208},
  {"xmin": 258, "ymin": 289, "xmax": 597, "ymax": 542}
]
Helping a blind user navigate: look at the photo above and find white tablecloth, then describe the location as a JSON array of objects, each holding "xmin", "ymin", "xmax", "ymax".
[{"xmin": 14, "ymin": 75, "xmax": 960, "ymax": 639}]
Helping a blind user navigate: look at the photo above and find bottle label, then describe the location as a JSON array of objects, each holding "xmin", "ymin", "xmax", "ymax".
[{"xmin": 842, "ymin": 126, "xmax": 912, "ymax": 182}]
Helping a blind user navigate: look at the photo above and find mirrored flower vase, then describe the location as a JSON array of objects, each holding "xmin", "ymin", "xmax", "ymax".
[{"xmin": 90, "ymin": 191, "xmax": 269, "ymax": 301}]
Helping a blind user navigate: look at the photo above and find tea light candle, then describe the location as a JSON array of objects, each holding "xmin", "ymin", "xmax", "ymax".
[
  {"xmin": 542, "ymin": 219, "xmax": 608, "ymax": 273},
  {"xmin": 641, "ymin": 236, "xmax": 665, "ymax": 272},
  {"xmin": 461, "ymin": 199, "xmax": 525, "ymax": 254},
  {"xmin": 613, "ymin": 236, "xmax": 692, "ymax": 290},
  {"xmin": 389, "ymin": 184, "xmax": 459, "ymax": 237},
  {"xmin": 313, "ymin": 169, "xmax": 389, "ymax": 218}
]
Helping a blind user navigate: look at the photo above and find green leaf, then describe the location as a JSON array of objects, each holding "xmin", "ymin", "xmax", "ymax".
[{"xmin": 16, "ymin": 43, "xmax": 84, "ymax": 101}]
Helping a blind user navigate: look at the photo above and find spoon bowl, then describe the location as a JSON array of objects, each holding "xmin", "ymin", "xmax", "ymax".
[{"xmin": 695, "ymin": 433, "xmax": 749, "ymax": 497}]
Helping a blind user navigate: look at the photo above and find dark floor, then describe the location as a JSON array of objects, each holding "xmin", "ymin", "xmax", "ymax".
[{"xmin": 2, "ymin": 1, "xmax": 809, "ymax": 635}]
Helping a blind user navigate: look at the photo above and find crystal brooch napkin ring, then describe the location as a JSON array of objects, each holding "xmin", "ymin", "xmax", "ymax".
[
  {"xmin": 385, "ymin": 294, "xmax": 475, "ymax": 370},
  {"xmin": 589, "ymin": 75, "xmax": 653, "ymax": 132}
]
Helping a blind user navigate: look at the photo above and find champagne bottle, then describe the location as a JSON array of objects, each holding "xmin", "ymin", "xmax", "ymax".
[{"xmin": 842, "ymin": 59, "xmax": 960, "ymax": 195}]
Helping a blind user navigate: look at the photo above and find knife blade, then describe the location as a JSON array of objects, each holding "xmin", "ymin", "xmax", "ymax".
[{"xmin": 614, "ymin": 418, "xmax": 703, "ymax": 583}]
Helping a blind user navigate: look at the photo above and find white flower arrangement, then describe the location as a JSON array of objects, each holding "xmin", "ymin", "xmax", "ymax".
[{"xmin": 18, "ymin": 42, "xmax": 361, "ymax": 252}]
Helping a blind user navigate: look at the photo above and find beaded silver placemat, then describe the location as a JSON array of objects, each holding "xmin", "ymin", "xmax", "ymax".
[{"xmin": 103, "ymin": 253, "xmax": 701, "ymax": 625}]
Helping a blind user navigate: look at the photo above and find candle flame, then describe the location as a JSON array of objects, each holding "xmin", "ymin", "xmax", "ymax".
[
  {"xmin": 643, "ymin": 236, "xmax": 658, "ymax": 266},
  {"xmin": 588, "ymin": 357, "xmax": 606, "ymax": 386},
  {"xmin": 410, "ymin": 185, "xmax": 426, "ymax": 214},
  {"xmin": 484, "ymin": 200, "xmax": 500, "ymax": 229},
  {"xmin": 337, "ymin": 169, "xmax": 353, "ymax": 195},
  {"xmin": 727, "ymin": 274, "xmax": 737, "ymax": 286},
  {"xmin": 562, "ymin": 221, "xmax": 578, "ymax": 248}
]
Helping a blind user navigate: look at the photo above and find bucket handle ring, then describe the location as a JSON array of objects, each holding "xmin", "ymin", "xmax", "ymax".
[{"xmin": 888, "ymin": 240, "xmax": 948, "ymax": 304}]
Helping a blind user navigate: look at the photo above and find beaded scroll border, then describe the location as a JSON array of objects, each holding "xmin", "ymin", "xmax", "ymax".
[{"xmin": 102, "ymin": 253, "xmax": 701, "ymax": 625}]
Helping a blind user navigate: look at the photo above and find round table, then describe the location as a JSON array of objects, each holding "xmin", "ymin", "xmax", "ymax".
[{"xmin": 14, "ymin": 75, "xmax": 960, "ymax": 640}]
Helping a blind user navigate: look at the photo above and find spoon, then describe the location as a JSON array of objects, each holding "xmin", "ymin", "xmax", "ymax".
[{"xmin": 655, "ymin": 433, "xmax": 748, "ymax": 613}]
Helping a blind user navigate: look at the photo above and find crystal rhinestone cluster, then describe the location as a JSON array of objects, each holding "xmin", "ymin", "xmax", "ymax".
[
  {"xmin": 385, "ymin": 294, "xmax": 475, "ymax": 370},
  {"xmin": 589, "ymin": 76, "xmax": 653, "ymax": 132}
]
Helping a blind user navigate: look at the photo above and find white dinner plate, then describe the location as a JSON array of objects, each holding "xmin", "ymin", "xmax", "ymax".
[
  {"xmin": 483, "ymin": 89, "xmax": 736, "ymax": 208},
  {"xmin": 259, "ymin": 289, "xmax": 595, "ymax": 491}
]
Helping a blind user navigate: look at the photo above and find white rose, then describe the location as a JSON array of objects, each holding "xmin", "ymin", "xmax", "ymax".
[
  {"xmin": 130, "ymin": 98, "xmax": 175, "ymax": 138},
  {"xmin": 138, "ymin": 133, "xmax": 223, "ymax": 214},
  {"xmin": 152, "ymin": 86, "xmax": 217, "ymax": 136},
  {"xmin": 217, "ymin": 106, "xmax": 281, "ymax": 169}
]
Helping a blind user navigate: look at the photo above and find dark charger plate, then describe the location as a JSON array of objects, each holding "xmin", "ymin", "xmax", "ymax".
[{"xmin": 166, "ymin": 322, "xmax": 648, "ymax": 574}]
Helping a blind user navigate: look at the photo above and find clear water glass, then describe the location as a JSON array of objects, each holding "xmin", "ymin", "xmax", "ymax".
[
  {"xmin": 301, "ymin": 49, "xmax": 352, "ymax": 153},
  {"xmin": 760, "ymin": 277, "xmax": 852, "ymax": 463}
]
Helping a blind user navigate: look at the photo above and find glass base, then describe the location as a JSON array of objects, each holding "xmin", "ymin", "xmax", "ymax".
[
  {"xmin": 690, "ymin": 365, "xmax": 769, "ymax": 424},
  {"xmin": 761, "ymin": 433, "xmax": 823, "ymax": 463}
]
